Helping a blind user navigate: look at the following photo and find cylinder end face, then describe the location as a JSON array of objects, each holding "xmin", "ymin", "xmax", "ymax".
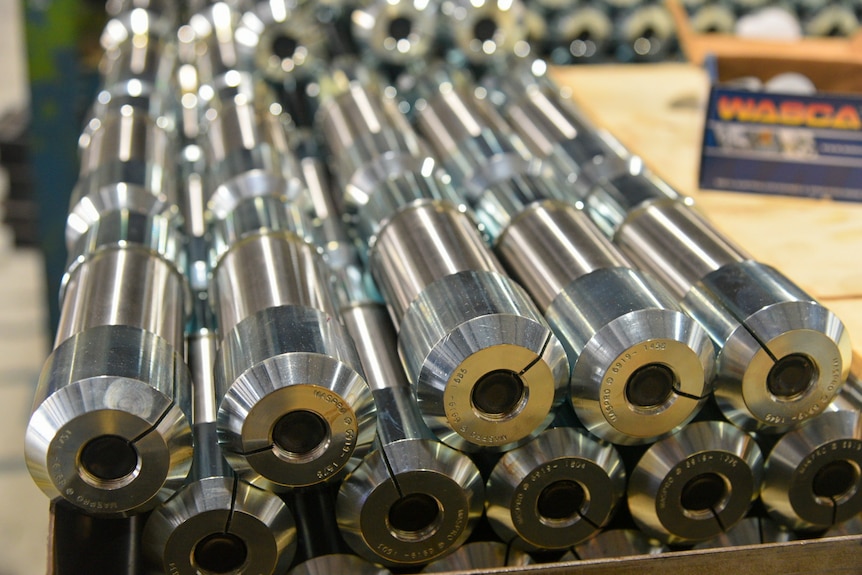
[
  {"xmin": 26, "ymin": 377, "xmax": 192, "ymax": 515},
  {"xmin": 627, "ymin": 421, "xmax": 763, "ymax": 544},
  {"xmin": 713, "ymin": 300, "xmax": 851, "ymax": 433},
  {"xmin": 486, "ymin": 427, "xmax": 625, "ymax": 551},
  {"xmin": 337, "ymin": 439, "xmax": 484, "ymax": 567},
  {"xmin": 218, "ymin": 354, "xmax": 375, "ymax": 490},
  {"xmin": 144, "ymin": 477, "xmax": 297, "ymax": 575},
  {"xmin": 351, "ymin": 0, "xmax": 438, "ymax": 64},
  {"xmin": 761, "ymin": 410, "xmax": 862, "ymax": 531},
  {"xmin": 568, "ymin": 307, "xmax": 715, "ymax": 445},
  {"xmin": 414, "ymin": 325, "xmax": 568, "ymax": 452},
  {"xmin": 288, "ymin": 553, "xmax": 392, "ymax": 575}
]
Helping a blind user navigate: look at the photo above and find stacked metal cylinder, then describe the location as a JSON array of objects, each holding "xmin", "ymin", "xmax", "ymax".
[{"xmin": 24, "ymin": 0, "xmax": 862, "ymax": 573}]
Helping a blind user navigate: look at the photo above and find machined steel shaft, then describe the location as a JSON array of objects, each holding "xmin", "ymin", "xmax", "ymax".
[
  {"xmin": 416, "ymin": 69, "xmax": 715, "ymax": 445},
  {"xmin": 627, "ymin": 420, "xmax": 764, "ymax": 544},
  {"xmin": 485, "ymin": 411, "xmax": 626, "ymax": 552},
  {"xmin": 317, "ymin": 62, "xmax": 568, "ymax": 452},
  {"xmin": 211, "ymin": 194, "xmax": 376, "ymax": 491},
  {"xmin": 493, "ymin": 66, "xmax": 852, "ymax": 434},
  {"xmin": 26, "ymin": 5, "xmax": 192, "ymax": 516}
]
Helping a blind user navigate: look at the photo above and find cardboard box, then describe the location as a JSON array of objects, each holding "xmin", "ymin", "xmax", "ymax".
[{"xmin": 667, "ymin": 0, "xmax": 862, "ymax": 201}]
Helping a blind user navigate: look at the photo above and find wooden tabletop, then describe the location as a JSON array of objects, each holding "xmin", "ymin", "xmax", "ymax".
[{"xmin": 551, "ymin": 63, "xmax": 862, "ymax": 372}]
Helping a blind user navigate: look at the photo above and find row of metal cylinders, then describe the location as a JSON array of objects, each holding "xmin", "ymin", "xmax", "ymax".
[{"xmin": 26, "ymin": 2, "xmax": 860, "ymax": 573}]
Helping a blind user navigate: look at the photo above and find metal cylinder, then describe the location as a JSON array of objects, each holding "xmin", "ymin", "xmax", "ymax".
[
  {"xmin": 485, "ymin": 425, "xmax": 626, "ymax": 551},
  {"xmin": 496, "ymin": 200, "xmax": 715, "ymax": 444},
  {"xmin": 236, "ymin": 1, "xmax": 327, "ymax": 84},
  {"xmin": 485, "ymin": 61, "xmax": 629, "ymax": 188},
  {"xmin": 438, "ymin": 0, "xmax": 527, "ymax": 66},
  {"xmin": 26, "ymin": 206, "xmax": 192, "ymax": 516},
  {"xmin": 371, "ymin": 201, "xmax": 568, "ymax": 452},
  {"xmin": 142, "ymin": 331, "xmax": 298, "ymax": 575},
  {"xmin": 212, "ymin": 197, "xmax": 376, "ymax": 491},
  {"xmin": 289, "ymin": 555, "xmax": 393, "ymax": 575},
  {"xmin": 689, "ymin": 3, "xmax": 737, "ymax": 34},
  {"xmin": 319, "ymin": 64, "xmax": 569, "ymax": 452},
  {"xmin": 547, "ymin": 5, "xmax": 613, "ymax": 64},
  {"xmin": 351, "ymin": 0, "xmax": 438, "ymax": 65},
  {"xmin": 420, "ymin": 541, "xmax": 534, "ymax": 572},
  {"xmin": 605, "ymin": 179, "xmax": 852, "ymax": 432},
  {"xmin": 337, "ymin": 301, "xmax": 484, "ymax": 567},
  {"xmin": 627, "ymin": 420, "xmax": 764, "ymax": 544},
  {"xmin": 760, "ymin": 407, "xmax": 862, "ymax": 531},
  {"xmin": 614, "ymin": 4, "xmax": 676, "ymax": 63},
  {"xmin": 189, "ymin": 2, "xmax": 248, "ymax": 86},
  {"xmin": 200, "ymin": 78, "xmax": 304, "ymax": 220}
]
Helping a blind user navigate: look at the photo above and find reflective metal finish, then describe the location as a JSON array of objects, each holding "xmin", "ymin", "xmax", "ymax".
[
  {"xmin": 692, "ymin": 517, "xmax": 796, "ymax": 549},
  {"xmin": 615, "ymin": 4, "xmax": 676, "ymax": 63},
  {"xmin": 438, "ymin": 0, "xmax": 527, "ymax": 66},
  {"xmin": 351, "ymin": 0, "xmax": 438, "ymax": 65},
  {"xmin": 627, "ymin": 421, "xmax": 764, "ymax": 544},
  {"xmin": 485, "ymin": 61, "xmax": 629, "ymax": 185},
  {"xmin": 142, "ymin": 333, "xmax": 297, "ymax": 575},
  {"xmin": 236, "ymin": 2, "xmax": 326, "ymax": 84},
  {"xmin": 212, "ymin": 198, "xmax": 376, "ymax": 491},
  {"xmin": 547, "ymin": 6, "xmax": 613, "ymax": 64},
  {"xmin": 485, "ymin": 426, "xmax": 625, "ymax": 551},
  {"xmin": 319, "ymin": 64, "xmax": 568, "ymax": 453},
  {"xmin": 420, "ymin": 541, "xmax": 534, "ymax": 572},
  {"xmin": 602, "ymin": 175, "xmax": 851, "ymax": 433},
  {"xmin": 761, "ymin": 409, "xmax": 862, "ymax": 531}
]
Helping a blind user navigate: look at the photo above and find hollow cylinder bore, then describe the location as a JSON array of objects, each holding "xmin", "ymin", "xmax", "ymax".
[
  {"xmin": 761, "ymin": 409, "xmax": 862, "ymax": 531},
  {"xmin": 627, "ymin": 421, "xmax": 764, "ymax": 544},
  {"xmin": 143, "ymin": 476, "xmax": 297, "ymax": 575},
  {"xmin": 337, "ymin": 438, "xmax": 484, "ymax": 567},
  {"xmin": 351, "ymin": 0, "xmax": 438, "ymax": 65},
  {"xmin": 485, "ymin": 427, "xmax": 625, "ymax": 551}
]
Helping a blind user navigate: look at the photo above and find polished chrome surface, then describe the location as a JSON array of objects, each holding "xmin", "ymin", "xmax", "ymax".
[
  {"xmin": 25, "ymin": 325, "xmax": 192, "ymax": 516},
  {"xmin": 143, "ymin": 326, "xmax": 296, "ymax": 575},
  {"xmin": 497, "ymin": 202, "xmax": 714, "ymax": 444},
  {"xmin": 613, "ymin": 199, "xmax": 745, "ymax": 301},
  {"xmin": 237, "ymin": 1, "xmax": 325, "ymax": 84},
  {"xmin": 692, "ymin": 517, "xmax": 796, "ymax": 549},
  {"xmin": 627, "ymin": 420, "xmax": 764, "ymax": 544},
  {"xmin": 414, "ymin": 74, "xmax": 531, "ymax": 201},
  {"xmin": 761, "ymin": 409, "xmax": 862, "ymax": 531},
  {"xmin": 143, "ymin": 476, "xmax": 297, "ymax": 575},
  {"xmin": 337, "ymin": 304, "xmax": 484, "ymax": 567},
  {"xmin": 289, "ymin": 554, "xmax": 393, "ymax": 575},
  {"xmin": 189, "ymin": 2, "xmax": 247, "ymax": 85},
  {"xmin": 438, "ymin": 0, "xmax": 527, "ymax": 65},
  {"xmin": 399, "ymin": 269, "xmax": 569, "ymax": 452},
  {"xmin": 351, "ymin": 0, "xmax": 438, "ymax": 65},
  {"xmin": 213, "ymin": 230, "xmax": 336, "ymax": 336},
  {"xmin": 216, "ymin": 304, "xmax": 376, "ymax": 490},
  {"xmin": 548, "ymin": 6, "xmax": 613, "ymax": 64},
  {"xmin": 201, "ymin": 81, "xmax": 304, "ymax": 219},
  {"xmin": 496, "ymin": 201, "xmax": 628, "ymax": 309},
  {"xmin": 485, "ymin": 426, "xmax": 625, "ymax": 551},
  {"xmin": 420, "ymin": 541, "xmax": 534, "ymax": 572},
  {"xmin": 685, "ymin": 261, "xmax": 851, "ymax": 432},
  {"xmin": 370, "ymin": 201, "xmax": 503, "ymax": 321},
  {"xmin": 490, "ymin": 66, "xmax": 628, "ymax": 185},
  {"xmin": 569, "ymin": 528, "xmax": 667, "ymax": 559}
]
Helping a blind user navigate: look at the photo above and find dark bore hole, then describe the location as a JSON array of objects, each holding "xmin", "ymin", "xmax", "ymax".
[
  {"xmin": 641, "ymin": 25, "xmax": 657, "ymax": 40},
  {"xmin": 812, "ymin": 460, "xmax": 858, "ymax": 499},
  {"xmin": 80, "ymin": 435, "xmax": 138, "ymax": 481},
  {"xmin": 767, "ymin": 354, "xmax": 817, "ymax": 399},
  {"xmin": 389, "ymin": 493, "xmax": 440, "ymax": 533},
  {"xmin": 193, "ymin": 533, "xmax": 248, "ymax": 574},
  {"xmin": 272, "ymin": 410, "xmax": 328, "ymax": 455},
  {"xmin": 626, "ymin": 363, "xmax": 675, "ymax": 408},
  {"xmin": 271, "ymin": 34, "xmax": 299, "ymax": 60},
  {"xmin": 537, "ymin": 480, "xmax": 585, "ymax": 521},
  {"xmin": 474, "ymin": 17, "xmax": 498, "ymax": 43},
  {"xmin": 472, "ymin": 369, "xmax": 524, "ymax": 417},
  {"xmin": 389, "ymin": 16, "xmax": 413, "ymax": 41},
  {"xmin": 680, "ymin": 472, "xmax": 726, "ymax": 512}
]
